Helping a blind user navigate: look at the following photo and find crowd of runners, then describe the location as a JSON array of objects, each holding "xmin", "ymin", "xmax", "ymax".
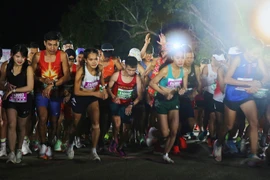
[{"xmin": 0, "ymin": 31, "xmax": 269, "ymax": 166}]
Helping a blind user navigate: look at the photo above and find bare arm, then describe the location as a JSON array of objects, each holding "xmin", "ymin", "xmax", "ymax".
[
  {"xmin": 112, "ymin": 57, "xmax": 123, "ymax": 71},
  {"xmin": 107, "ymin": 71, "xmax": 119, "ymax": 99},
  {"xmin": 149, "ymin": 66, "xmax": 168, "ymax": 95},
  {"xmin": 133, "ymin": 75, "xmax": 142, "ymax": 106},
  {"xmin": 73, "ymin": 67, "xmax": 96, "ymax": 96},
  {"xmin": 182, "ymin": 68, "xmax": 188, "ymax": 90},
  {"xmin": 195, "ymin": 65, "xmax": 202, "ymax": 92},
  {"xmin": 141, "ymin": 33, "xmax": 151, "ymax": 59},
  {"xmin": 55, "ymin": 52, "xmax": 71, "ymax": 86},
  {"xmin": 217, "ymin": 66, "xmax": 226, "ymax": 93},
  {"xmin": 0, "ymin": 62, "xmax": 8, "ymax": 90}
]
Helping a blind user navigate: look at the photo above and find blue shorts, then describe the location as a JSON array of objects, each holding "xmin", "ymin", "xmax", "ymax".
[
  {"xmin": 35, "ymin": 93, "xmax": 62, "ymax": 117},
  {"xmin": 110, "ymin": 102, "xmax": 132, "ymax": 124}
]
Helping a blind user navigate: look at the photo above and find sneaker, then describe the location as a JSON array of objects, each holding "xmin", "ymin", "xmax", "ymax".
[
  {"xmin": 117, "ymin": 148, "xmax": 126, "ymax": 157},
  {"xmin": 226, "ymin": 140, "xmax": 238, "ymax": 154},
  {"xmin": 189, "ymin": 132, "xmax": 197, "ymax": 140},
  {"xmin": 90, "ymin": 151, "xmax": 101, "ymax": 161},
  {"xmin": 61, "ymin": 141, "xmax": 68, "ymax": 152},
  {"xmin": 39, "ymin": 144, "xmax": 47, "ymax": 159},
  {"xmin": 54, "ymin": 139, "xmax": 62, "ymax": 152},
  {"xmin": 66, "ymin": 144, "xmax": 74, "ymax": 160},
  {"xmin": 207, "ymin": 136, "xmax": 214, "ymax": 149},
  {"xmin": 198, "ymin": 131, "xmax": 207, "ymax": 141},
  {"xmin": 241, "ymin": 154, "xmax": 264, "ymax": 167},
  {"xmin": 179, "ymin": 137, "xmax": 187, "ymax": 149},
  {"xmin": 6, "ymin": 152, "xmax": 16, "ymax": 164},
  {"xmin": 146, "ymin": 128, "xmax": 158, "ymax": 147},
  {"xmin": 74, "ymin": 136, "xmax": 85, "ymax": 149},
  {"xmin": 172, "ymin": 145, "xmax": 180, "ymax": 155},
  {"xmin": 260, "ymin": 134, "xmax": 267, "ymax": 148},
  {"xmin": 108, "ymin": 140, "xmax": 117, "ymax": 153},
  {"xmin": 22, "ymin": 140, "xmax": 32, "ymax": 155},
  {"xmin": 213, "ymin": 140, "xmax": 222, "ymax": 162},
  {"xmin": 16, "ymin": 149, "xmax": 23, "ymax": 163},
  {"xmin": 0, "ymin": 143, "xmax": 7, "ymax": 157},
  {"xmin": 31, "ymin": 140, "xmax": 40, "ymax": 152},
  {"xmin": 45, "ymin": 146, "xmax": 53, "ymax": 159},
  {"xmin": 163, "ymin": 154, "xmax": 174, "ymax": 164},
  {"xmin": 240, "ymin": 138, "xmax": 246, "ymax": 153},
  {"xmin": 235, "ymin": 137, "xmax": 242, "ymax": 149}
]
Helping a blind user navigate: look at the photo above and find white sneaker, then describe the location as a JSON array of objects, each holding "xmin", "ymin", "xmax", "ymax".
[
  {"xmin": 90, "ymin": 152, "xmax": 101, "ymax": 161},
  {"xmin": 45, "ymin": 146, "xmax": 53, "ymax": 159},
  {"xmin": 0, "ymin": 144, "xmax": 7, "ymax": 157},
  {"xmin": 162, "ymin": 154, "xmax": 174, "ymax": 164},
  {"xmin": 16, "ymin": 149, "xmax": 23, "ymax": 163},
  {"xmin": 213, "ymin": 140, "xmax": 222, "ymax": 162},
  {"xmin": 67, "ymin": 144, "xmax": 74, "ymax": 160},
  {"xmin": 39, "ymin": 144, "xmax": 47, "ymax": 159},
  {"xmin": 22, "ymin": 140, "xmax": 32, "ymax": 155},
  {"xmin": 74, "ymin": 136, "xmax": 85, "ymax": 149},
  {"xmin": 6, "ymin": 152, "xmax": 16, "ymax": 164}
]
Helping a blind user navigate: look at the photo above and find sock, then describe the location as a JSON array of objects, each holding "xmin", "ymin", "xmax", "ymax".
[
  {"xmin": 91, "ymin": 148, "xmax": 97, "ymax": 154},
  {"xmin": 163, "ymin": 153, "xmax": 168, "ymax": 157}
]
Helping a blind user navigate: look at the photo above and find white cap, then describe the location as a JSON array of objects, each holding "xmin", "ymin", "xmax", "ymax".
[
  {"xmin": 212, "ymin": 54, "xmax": 226, "ymax": 61},
  {"xmin": 228, "ymin": 46, "xmax": 241, "ymax": 55},
  {"xmin": 128, "ymin": 48, "xmax": 142, "ymax": 61}
]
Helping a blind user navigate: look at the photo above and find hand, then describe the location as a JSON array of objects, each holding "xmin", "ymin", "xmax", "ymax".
[
  {"xmin": 3, "ymin": 90, "xmax": 12, "ymax": 101},
  {"xmin": 102, "ymin": 91, "xmax": 108, "ymax": 100},
  {"xmin": 42, "ymin": 85, "xmax": 53, "ymax": 98},
  {"xmin": 164, "ymin": 91, "xmax": 174, "ymax": 100},
  {"xmin": 112, "ymin": 96, "xmax": 121, "ymax": 104},
  {"xmin": 249, "ymin": 80, "xmax": 262, "ymax": 88},
  {"xmin": 245, "ymin": 87, "xmax": 259, "ymax": 94},
  {"xmin": 41, "ymin": 78, "xmax": 54, "ymax": 85},
  {"xmin": 178, "ymin": 88, "xmax": 186, "ymax": 95},
  {"xmin": 157, "ymin": 33, "xmax": 166, "ymax": 46},
  {"xmin": 98, "ymin": 64, "xmax": 104, "ymax": 71},
  {"xmin": 145, "ymin": 33, "xmax": 151, "ymax": 44},
  {"xmin": 125, "ymin": 105, "xmax": 133, "ymax": 116},
  {"xmin": 6, "ymin": 83, "xmax": 16, "ymax": 91}
]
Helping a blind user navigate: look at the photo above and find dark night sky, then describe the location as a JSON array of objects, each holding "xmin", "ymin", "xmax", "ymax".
[{"xmin": 0, "ymin": 0, "xmax": 77, "ymax": 49}]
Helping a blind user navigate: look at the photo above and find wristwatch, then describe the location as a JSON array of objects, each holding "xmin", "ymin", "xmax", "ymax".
[{"xmin": 129, "ymin": 101, "xmax": 134, "ymax": 106}]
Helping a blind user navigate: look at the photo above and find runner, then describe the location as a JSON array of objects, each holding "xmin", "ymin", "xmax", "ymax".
[
  {"xmin": 32, "ymin": 31, "xmax": 70, "ymax": 159},
  {"xmin": 2, "ymin": 44, "xmax": 34, "ymax": 163},
  {"xmin": 67, "ymin": 48, "xmax": 107, "ymax": 161},
  {"xmin": 27, "ymin": 42, "xmax": 39, "ymax": 65},
  {"xmin": 213, "ymin": 38, "xmax": 268, "ymax": 166},
  {"xmin": 149, "ymin": 47, "xmax": 187, "ymax": 163},
  {"xmin": 107, "ymin": 56, "xmax": 142, "ymax": 156},
  {"xmin": 62, "ymin": 40, "xmax": 74, "ymax": 51}
]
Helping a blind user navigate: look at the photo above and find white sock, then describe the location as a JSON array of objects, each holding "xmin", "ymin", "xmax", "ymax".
[
  {"xmin": 91, "ymin": 148, "xmax": 97, "ymax": 154},
  {"xmin": 163, "ymin": 153, "xmax": 168, "ymax": 157}
]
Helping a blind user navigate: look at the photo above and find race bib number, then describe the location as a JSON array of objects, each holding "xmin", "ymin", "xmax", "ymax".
[
  {"xmin": 167, "ymin": 78, "xmax": 182, "ymax": 89},
  {"xmin": 83, "ymin": 81, "xmax": 99, "ymax": 90},
  {"xmin": 9, "ymin": 93, "xmax": 27, "ymax": 103},
  {"xmin": 117, "ymin": 88, "xmax": 133, "ymax": 100}
]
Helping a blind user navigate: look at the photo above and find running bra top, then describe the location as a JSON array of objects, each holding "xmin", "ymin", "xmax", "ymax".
[
  {"xmin": 225, "ymin": 54, "xmax": 258, "ymax": 101},
  {"xmin": 112, "ymin": 71, "xmax": 137, "ymax": 105},
  {"xmin": 81, "ymin": 65, "xmax": 100, "ymax": 90},
  {"xmin": 102, "ymin": 58, "xmax": 115, "ymax": 80},
  {"xmin": 159, "ymin": 65, "xmax": 184, "ymax": 89},
  {"xmin": 203, "ymin": 64, "xmax": 217, "ymax": 94},
  {"xmin": 187, "ymin": 64, "xmax": 198, "ymax": 89},
  {"xmin": 7, "ymin": 65, "xmax": 28, "ymax": 88}
]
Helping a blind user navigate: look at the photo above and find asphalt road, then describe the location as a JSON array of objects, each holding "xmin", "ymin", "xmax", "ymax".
[{"xmin": 0, "ymin": 141, "xmax": 269, "ymax": 180}]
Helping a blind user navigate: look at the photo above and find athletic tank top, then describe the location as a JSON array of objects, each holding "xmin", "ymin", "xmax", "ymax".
[
  {"xmin": 159, "ymin": 65, "xmax": 184, "ymax": 89},
  {"xmin": 81, "ymin": 66, "xmax": 100, "ymax": 90},
  {"xmin": 112, "ymin": 71, "xmax": 137, "ymax": 105},
  {"xmin": 7, "ymin": 64, "xmax": 28, "ymax": 103},
  {"xmin": 225, "ymin": 54, "xmax": 258, "ymax": 102},
  {"xmin": 203, "ymin": 64, "xmax": 217, "ymax": 94},
  {"xmin": 102, "ymin": 58, "xmax": 115, "ymax": 81},
  {"xmin": 35, "ymin": 50, "xmax": 63, "ymax": 94},
  {"xmin": 187, "ymin": 64, "xmax": 198, "ymax": 90},
  {"xmin": 213, "ymin": 81, "xmax": 224, "ymax": 102}
]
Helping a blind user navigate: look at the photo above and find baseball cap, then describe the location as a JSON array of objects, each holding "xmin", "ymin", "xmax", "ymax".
[
  {"xmin": 228, "ymin": 46, "xmax": 242, "ymax": 55},
  {"xmin": 212, "ymin": 54, "xmax": 226, "ymax": 61},
  {"xmin": 101, "ymin": 43, "xmax": 114, "ymax": 58},
  {"xmin": 129, "ymin": 48, "xmax": 142, "ymax": 61},
  {"xmin": 76, "ymin": 48, "xmax": 85, "ymax": 56}
]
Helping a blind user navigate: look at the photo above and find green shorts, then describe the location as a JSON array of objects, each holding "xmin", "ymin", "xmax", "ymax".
[{"xmin": 154, "ymin": 94, "xmax": 179, "ymax": 114}]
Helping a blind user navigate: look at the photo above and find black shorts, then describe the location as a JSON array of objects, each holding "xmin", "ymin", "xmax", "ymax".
[
  {"xmin": 214, "ymin": 100, "xmax": 224, "ymax": 114},
  {"xmin": 179, "ymin": 97, "xmax": 194, "ymax": 120},
  {"xmin": 224, "ymin": 97, "xmax": 254, "ymax": 111},
  {"xmin": 6, "ymin": 94, "xmax": 33, "ymax": 118},
  {"xmin": 71, "ymin": 95, "xmax": 98, "ymax": 114},
  {"xmin": 203, "ymin": 91, "xmax": 215, "ymax": 113},
  {"xmin": 254, "ymin": 98, "xmax": 267, "ymax": 119}
]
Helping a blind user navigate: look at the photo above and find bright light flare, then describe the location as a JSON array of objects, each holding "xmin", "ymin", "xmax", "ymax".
[
  {"xmin": 256, "ymin": 1, "xmax": 270, "ymax": 37},
  {"xmin": 173, "ymin": 43, "xmax": 181, "ymax": 49}
]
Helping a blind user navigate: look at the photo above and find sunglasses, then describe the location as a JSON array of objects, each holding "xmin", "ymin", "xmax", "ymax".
[{"xmin": 69, "ymin": 57, "xmax": 75, "ymax": 61}]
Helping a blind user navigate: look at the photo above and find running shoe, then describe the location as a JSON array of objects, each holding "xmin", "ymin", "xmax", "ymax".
[
  {"xmin": 16, "ymin": 149, "xmax": 23, "ymax": 163},
  {"xmin": 172, "ymin": 145, "xmax": 180, "ymax": 155},
  {"xmin": 198, "ymin": 131, "xmax": 207, "ymax": 141},
  {"xmin": 22, "ymin": 140, "xmax": 32, "ymax": 155},
  {"xmin": 117, "ymin": 148, "xmax": 126, "ymax": 157},
  {"xmin": 90, "ymin": 151, "xmax": 101, "ymax": 161},
  {"xmin": 45, "ymin": 146, "xmax": 53, "ymax": 160},
  {"xmin": 67, "ymin": 143, "xmax": 74, "ymax": 159},
  {"xmin": 0, "ymin": 143, "xmax": 7, "ymax": 157},
  {"xmin": 226, "ymin": 140, "xmax": 238, "ymax": 154},
  {"xmin": 6, "ymin": 152, "xmax": 16, "ymax": 164},
  {"xmin": 163, "ymin": 154, "xmax": 174, "ymax": 164},
  {"xmin": 39, "ymin": 144, "xmax": 47, "ymax": 159},
  {"xmin": 54, "ymin": 139, "xmax": 62, "ymax": 152},
  {"xmin": 241, "ymin": 154, "xmax": 264, "ymax": 167},
  {"xmin": 179, "ymin": 137, "xmax": 187, "ymax": 149},
  {"xmin": 108, "ymin": 140, "xmax": 117, "ymax": 153},
  {"xmin": 213, "ymin": 140, "xmax": 222, "ymax": 162}
]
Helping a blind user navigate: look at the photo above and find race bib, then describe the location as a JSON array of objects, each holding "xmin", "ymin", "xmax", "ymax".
[
  {"xmin": 167, "ymin": 78, "xmax": 182, "ymax": 89},
  {"xmin": 235, "ymin": 78, "xmax": 253, "ymax": 91},
  {"xmin": 117, "ymin": 88, "xmax": 133, "ymax": 100},
  {"xmin": 9, "ymin": 93, "xmax": 27, "ymax": 103},
  {"xmin": 83, "ymin": 81, "xmax": 99, "ymax": 90}
]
